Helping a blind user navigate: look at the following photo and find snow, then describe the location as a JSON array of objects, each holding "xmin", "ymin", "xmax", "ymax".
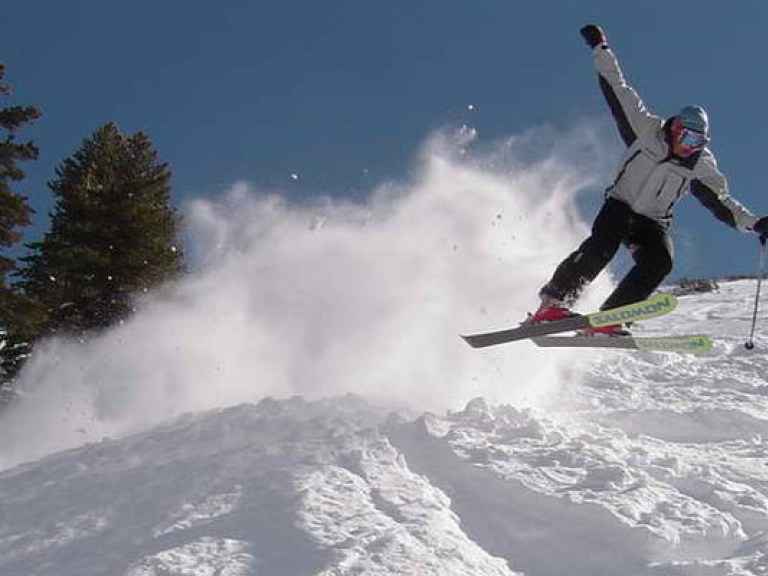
[
  {"xmin": 0, "ymin": 127, "xmax": 613, "ymax": 469},
  {"xmin": 0, "ymin": 282, "xmax": 767, "ymax": 575},
  {"xmin": 2, "ymin": 132, "xmax": 768, "ymax": 575}
]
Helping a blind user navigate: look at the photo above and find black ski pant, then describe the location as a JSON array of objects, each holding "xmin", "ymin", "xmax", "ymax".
[{"xmin": 540, "ymin": 198, "xmax": 673, "ymax": 311}]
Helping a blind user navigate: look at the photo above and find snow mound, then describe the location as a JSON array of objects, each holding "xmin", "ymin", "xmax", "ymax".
[
  {"xmin": 2, "ymin": 281, "xmax": 768, "ymax": 575},
  {"xmin": 0, "ymin": 396, "xmax": 515, "ymax": 576}
]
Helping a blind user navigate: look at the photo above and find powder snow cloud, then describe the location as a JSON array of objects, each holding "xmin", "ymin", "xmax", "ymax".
[{"xmin": 0, "ymin": 122, "xmax": 616, "ymax": 469}]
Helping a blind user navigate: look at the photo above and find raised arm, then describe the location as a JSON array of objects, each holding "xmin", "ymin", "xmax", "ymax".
[{"xmin": 581, "ymin": 25, "xmax": 658, "ymax": 146}]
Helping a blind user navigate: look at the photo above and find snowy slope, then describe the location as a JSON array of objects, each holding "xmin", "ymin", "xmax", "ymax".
[
  {"xmin": 0, "ymin": 396, "xmax": 513, "ymax": 576},
  {"xmin": 1, "ymin": 280, "xmax": 768, "ymax": 576}
]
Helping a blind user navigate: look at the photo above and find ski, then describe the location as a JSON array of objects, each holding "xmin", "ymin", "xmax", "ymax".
[
  {"xmin": 532, "ymin": 334, "xmax": 712, "ymax": 354},
  {"xmin": 461, "ymin": 292, "xmax": 678, "ymax": 349}
]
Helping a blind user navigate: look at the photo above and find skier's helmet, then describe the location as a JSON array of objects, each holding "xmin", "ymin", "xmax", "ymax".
[
  {"xmin": 677, "ymin": 105, "xmax": 709, "ymax": 135},
  {"xmin": 671, "ymin": 105, "xmax": 710, "ymax": 151}
]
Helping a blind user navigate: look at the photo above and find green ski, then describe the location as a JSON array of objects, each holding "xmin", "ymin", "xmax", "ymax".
[
  {"xmin": 532, "ymin": 334, "xmax": 713, "ymax": 355},
  {"xmin": 461, "ymin": 292, "xmax": 678, "ymax": 349}
]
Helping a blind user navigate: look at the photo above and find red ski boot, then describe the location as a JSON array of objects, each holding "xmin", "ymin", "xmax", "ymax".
[
  {"xmin": 582, "ymin": 324, "xmax": 632, "ymax": 337},
  {"xmin": 527, "ymin": 297, "xmax": 579, "ymax": 324}
]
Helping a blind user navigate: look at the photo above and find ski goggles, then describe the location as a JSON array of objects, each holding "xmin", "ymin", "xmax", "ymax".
[{"xmin": 678, "ymin": 127, "xmax": 709, "ymax": 150}]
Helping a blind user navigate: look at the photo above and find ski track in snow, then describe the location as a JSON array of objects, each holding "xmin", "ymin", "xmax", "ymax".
[{"xmin": 1, "ymin": 280, "xmax": 768, "ymax": 575}]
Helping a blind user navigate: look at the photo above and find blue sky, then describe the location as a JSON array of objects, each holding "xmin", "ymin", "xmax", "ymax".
[{"xmin": 3, "ymin": 0, "xmax": 768, "ymax": 280}]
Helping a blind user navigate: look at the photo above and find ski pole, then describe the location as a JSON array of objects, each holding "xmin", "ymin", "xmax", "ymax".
[{"xmin": 745, "ymin": 237, "xmax": 767, "ymax": 350}]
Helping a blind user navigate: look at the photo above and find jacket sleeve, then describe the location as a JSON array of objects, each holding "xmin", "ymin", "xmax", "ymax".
[
  {"xmin": 690, "ymin": 152, "xmax": 759, "ymax": 232},
  {"xmin": 593, "ymin": 47, "xmax": 659, "ymax": 147}
]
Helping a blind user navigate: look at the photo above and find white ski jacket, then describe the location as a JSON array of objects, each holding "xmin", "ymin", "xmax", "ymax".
[{"xmin": 593, "ymin": 45, "xmax": 758, "ymax": 231}]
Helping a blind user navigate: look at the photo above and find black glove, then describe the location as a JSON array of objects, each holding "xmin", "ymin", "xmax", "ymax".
[
  {"xmin": 580, "ymin": 25, "xmax": 606, "ymax": 49},
  {"xmin": 754, "ymin": 216, "xmax": 768, "ymax": 244}
]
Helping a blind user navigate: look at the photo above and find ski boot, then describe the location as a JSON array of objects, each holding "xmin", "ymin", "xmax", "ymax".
[
  {"xmin": 526, "ymin": 296, "xmax": 580, "ymax": 324},
  {"xmin": 581, "ymin": 323, "xmax": 632, "ymax": 337}
]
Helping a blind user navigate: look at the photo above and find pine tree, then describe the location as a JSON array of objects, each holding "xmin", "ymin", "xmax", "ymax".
[
  {"xmin": 0, "ymin": 63, "xmax": 41, "ymax": 396},
  {"xmin": 21, "ymin": 122, "xmax": 183, "ymax": 335}
]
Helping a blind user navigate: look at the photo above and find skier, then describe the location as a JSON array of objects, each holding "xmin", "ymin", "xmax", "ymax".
[{"xmin": 530, "ymin": 24, "xmax": 768, "ymax": 335}]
